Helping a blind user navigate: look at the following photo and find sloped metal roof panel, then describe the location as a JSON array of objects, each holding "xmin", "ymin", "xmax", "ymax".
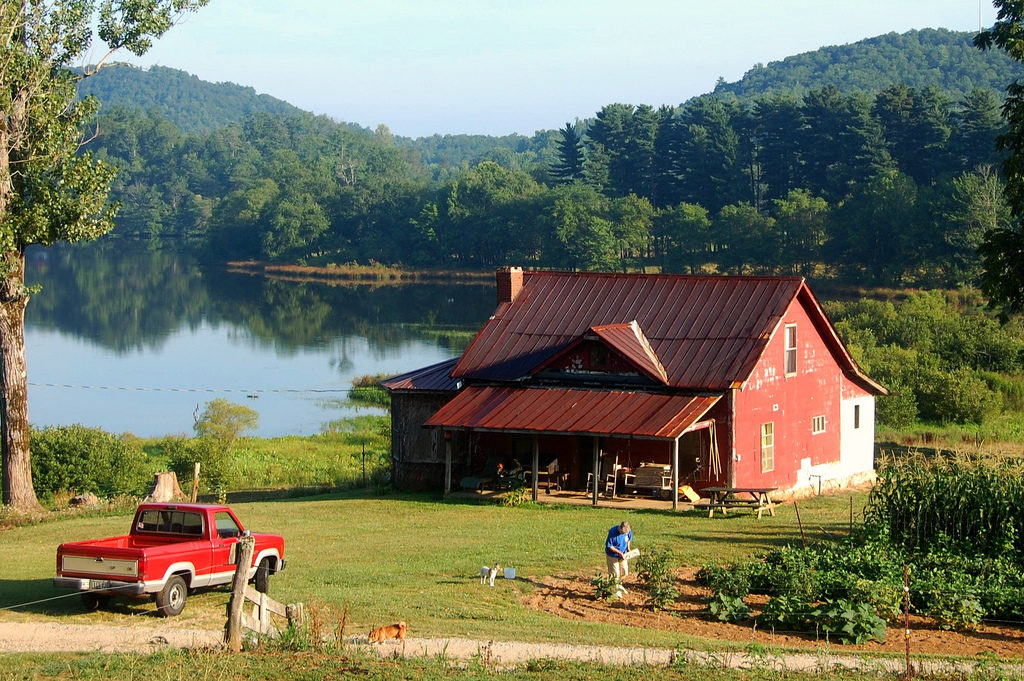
[
  {"xmin": 423, "ymin": 386, "xmax": 720, "ymax": 440},
  {"xmin": 452, "ymin": 272, "xmax": 804, "ymax": 391},
  {"xmin": 381, "ymin": 358, "xmax": 461, "ymax": 392}
]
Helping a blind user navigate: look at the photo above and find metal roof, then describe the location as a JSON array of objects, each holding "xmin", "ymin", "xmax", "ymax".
[
  {"xmin": 423, "ymin": 386, "xmax": 720, "ymax": 440},
  {"xmin": 381, "ymin": 358, "xmax": 461, "ymax": 392},
  {"xmin": 453, "ymin": 272, "xmax": 806, "ymax": 391}
]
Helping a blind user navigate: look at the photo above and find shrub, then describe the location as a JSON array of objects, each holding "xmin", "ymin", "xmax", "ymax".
[
  {"xmin": 925, "ymin": 588, "xmax": 984, "ymax": 632},
  {"xmin": 161, "ymin": 435, "xmax": 236, "ymax": 493},
  {"xmin": 31, "ymin": 425, "xmax": 149, "ymax": 501}
]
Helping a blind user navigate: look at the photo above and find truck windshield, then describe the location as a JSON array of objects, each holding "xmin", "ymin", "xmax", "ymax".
[{"xmin": 136, "ymin": 510, "xmax": 204, "ymax": 536}]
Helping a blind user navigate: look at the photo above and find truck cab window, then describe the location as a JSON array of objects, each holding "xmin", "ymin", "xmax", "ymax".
[{"xmin": 215, "ymin": 512, "xmax": 242, "ymax": 539}]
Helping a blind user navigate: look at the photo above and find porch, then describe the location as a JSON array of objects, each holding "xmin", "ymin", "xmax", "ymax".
[{"xmin": 446, "ymin": 486, "xmax": 702, "ymax": 512}]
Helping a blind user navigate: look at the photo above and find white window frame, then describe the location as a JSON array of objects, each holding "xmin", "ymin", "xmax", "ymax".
[
  {"xmin": 760, "ymin": 422, "xmax": 774, "ymax": 473},
  {"xmin": 784, "ymin": 324, "xmax": 797, "ymax": 376},
  {"xmin": 812, "ymin": 415, "xmax": 826, "ymax": 434}
]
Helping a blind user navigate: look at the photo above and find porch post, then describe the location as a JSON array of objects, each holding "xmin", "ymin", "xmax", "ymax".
[
  {"xmin": 591, "ymin": 436, "xmax": 600, "ymax": 507},
  {"xmin": 671, "ymin": 436, "xmax": 680, "ymax": 511},
  {"xmin": 444, "ymin": 433, "xmax": 452, "ymax": 496},
  {"xmin": 531, "ymin": 436, "xmax": 540, "ymax": 501}
]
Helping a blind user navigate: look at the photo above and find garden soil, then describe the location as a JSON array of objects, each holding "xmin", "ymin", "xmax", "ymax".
[{"xmin": 520, "ymin": 567, "xmax": 1024, "ymax": 659}]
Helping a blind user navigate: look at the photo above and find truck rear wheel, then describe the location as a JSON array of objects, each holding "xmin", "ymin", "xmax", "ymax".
[
  {"xmin": 155, "ymin": 575, "xmax": 188, "ymax": 617},
  {"xmin": 254, "ymin": 558, "xmax": 272, "ymax": 594}
]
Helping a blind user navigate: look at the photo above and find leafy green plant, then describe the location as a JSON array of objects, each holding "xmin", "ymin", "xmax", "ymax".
[
  {"xmin": 848, "ymin": 578, "xmax": 903, "ymax": 623},
  {"xmin": 708, "ymin": 592, "xmax": 751, "ymax": 622},
  {"xmin": 635, "ymin": 545, "xmax": 679, "ymax": 610},
  {"xmin": 590, "ymin": 573, "xmax": 623, "ymax": 602},
  {"xmin": 926, "ymin": 588, "xmax": 984, "ymax": 631},
  {"xmin": 757, "ymin": 594, "xmax": 813, "ymax": 631},
  {"xmin": 813, "ymin": 599, "xmax": 887, "ymax": 644},
  {"xmin": 501, "ymin": 486, "xmax": 529, "ymax": 507},
  {"xmin": 696, "ymin": 561, "xmax": 752, "ymax": 598}
]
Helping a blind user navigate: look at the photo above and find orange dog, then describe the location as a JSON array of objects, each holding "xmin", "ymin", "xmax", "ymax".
[{"xmin": 368, "ymin": 621, "xmax": 407, "ymax": 643}]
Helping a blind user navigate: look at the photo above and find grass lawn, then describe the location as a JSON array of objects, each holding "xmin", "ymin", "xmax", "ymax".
[{"xmin": 0, "ymin": 490, "xmax": 863, "ymax": 651}]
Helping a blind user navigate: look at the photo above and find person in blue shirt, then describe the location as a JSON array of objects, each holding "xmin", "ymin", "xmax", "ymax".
[{"xmin": 604, "ymin": 521, "xmax": 633, "ymax": 590}]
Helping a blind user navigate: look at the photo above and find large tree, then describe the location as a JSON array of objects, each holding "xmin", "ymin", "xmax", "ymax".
[
  {"xmin": 975, "ymin": 0, "xmax": 1024, "ymax": 312},
  {"xmin": 1, "ymin": 0, "xmax": 209, "ymax": 508}
]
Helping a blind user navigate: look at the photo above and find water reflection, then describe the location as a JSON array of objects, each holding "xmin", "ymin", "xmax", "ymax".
[{"xmin": 26, "ymin": 244, "xmax": 494, "ymax": 437}]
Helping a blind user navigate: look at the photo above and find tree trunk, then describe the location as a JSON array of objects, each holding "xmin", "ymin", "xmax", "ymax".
[{"xmin": 0, "ymin": 250, "xmax": 39, "ymax": 509}]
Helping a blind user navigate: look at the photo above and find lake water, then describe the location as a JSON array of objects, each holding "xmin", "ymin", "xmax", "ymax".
[{"xmin": 25, "ymin": 245, "xmax": 496, "ymax": 438}]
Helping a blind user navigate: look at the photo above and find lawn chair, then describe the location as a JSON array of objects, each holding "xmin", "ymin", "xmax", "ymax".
[{"xmin": 459, "ymin": 454, "xmax": 503, "ymax": 491}]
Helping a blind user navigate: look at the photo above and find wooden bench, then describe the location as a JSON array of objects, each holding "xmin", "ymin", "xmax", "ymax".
[{"xmin": 703, "ymin": 486, "xmax": 777, "ymax": 518}]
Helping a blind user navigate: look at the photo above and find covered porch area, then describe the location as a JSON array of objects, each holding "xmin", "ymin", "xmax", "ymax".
[{"xmin": 424, "ymin": 385, "xmax": 727, "ymax": 511}]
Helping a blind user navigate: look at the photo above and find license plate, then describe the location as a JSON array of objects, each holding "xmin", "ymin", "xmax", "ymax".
[{"xmin": 86, "ymin": 579, "xmax": 113, "ymax": 590}]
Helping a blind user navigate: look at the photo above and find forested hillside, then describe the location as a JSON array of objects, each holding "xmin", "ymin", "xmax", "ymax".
[
  {"xmin": 77, "ymin": 28, "xmax": 1015, "ymax": 291},
  {"xmin": 78, "ymin": 64, "xmax": 309, "ymax": 134},
  {"xmin": 712, "ymin": 28, "xmax": 1022, "ymax": 102}
]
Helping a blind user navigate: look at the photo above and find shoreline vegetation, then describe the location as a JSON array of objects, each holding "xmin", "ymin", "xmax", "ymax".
[{"xmin": 225, "ymin": 260, "xmax": 495, "ymax": 285}]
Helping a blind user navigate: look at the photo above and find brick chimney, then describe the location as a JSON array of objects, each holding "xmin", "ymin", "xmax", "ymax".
[{"xmin": 496, "ymin": 266, "xmax": 524, "ymax": 305}]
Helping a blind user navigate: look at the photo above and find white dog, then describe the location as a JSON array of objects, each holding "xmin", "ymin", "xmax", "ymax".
[{"xmin": 479, "ymin": 563, "xmax": 501, "ymax": 586}]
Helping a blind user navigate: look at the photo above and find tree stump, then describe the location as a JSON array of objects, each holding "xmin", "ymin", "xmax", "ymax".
[{"xmin": 146, "ymin": 472, "xmax": 186, "ymax": 502}]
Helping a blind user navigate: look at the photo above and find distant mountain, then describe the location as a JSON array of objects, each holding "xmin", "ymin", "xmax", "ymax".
[
  {"xmin": 711, "ymin": 28, "xmax": 1023, "ymax": 102},
  {"xmin": 79, "ymin": 28, "xmax": 1024, "ymax": 143},
  {"xmin": 77, "ymin": 63, "xmax": 306, "ymax": 134}
]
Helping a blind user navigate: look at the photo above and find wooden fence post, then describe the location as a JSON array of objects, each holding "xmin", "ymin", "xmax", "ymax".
[{"xmin": 224, "ymin": 536, "xmax": 255, "ymax": 652}]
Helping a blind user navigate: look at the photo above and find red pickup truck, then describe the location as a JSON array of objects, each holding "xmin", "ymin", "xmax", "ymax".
[{"xmin": 53, "ymin": 503, "xmax": 285, "ymax": 617}]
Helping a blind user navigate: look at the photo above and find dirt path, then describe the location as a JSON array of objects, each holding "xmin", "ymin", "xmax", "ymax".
[{"xmin": 0, "ymin": 621, "xmax": 1010, "ymax": 677}]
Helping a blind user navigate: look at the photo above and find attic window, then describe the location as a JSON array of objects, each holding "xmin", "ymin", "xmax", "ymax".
[
  {"xmin": 784, "ymin": 324, "xmax": 797, "ymax": 376},
  {"xmin": 590, "ymin": 344, "xmax": 609, "ymax": 369}
]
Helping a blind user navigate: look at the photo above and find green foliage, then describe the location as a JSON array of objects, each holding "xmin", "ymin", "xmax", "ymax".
[
  {"xmin": 193, "ymin": 398, "xmax": 259, "ymax": 447},
  {"xmin": 925, "ymin": 588, "xmax": 984, "ymax": 632},
  {"xmin": 707, "ymin": 592, "xmax": 751, "ymax": 622},
  {"xmin": 500, "ymin": 486, "xmax": 529, "ymax": 508},
  {"xmin": 813, "ymin": 599, "xmax": 887, "ymax": 644},
  {"xmin": 77, "ymin": 31, "xmax": 1019, "ymax": 290},
  {"xmin": 758, "ymin": 594, "xmax": 814, "ymax": 631},
  {"xmin": 634, "ymin": 545, "xmax": 679, "ymax": 611},
  {"xmin": 865, "ymin": 453, "xmax": 1024, "ymax": 557},
  {"xmin": 695, "ymin": 562, "xmax": 752, "ymax": 599},
  {"xmin": 30, "ymin": 425, "xmax": 149, "ymax": 500},
  {"xmin": 349, "ymin": 375, "xmax": 390, "ymax": 408},
  {"xmin": 160, "ymin": 435, "xmax": 235, "ymax": 493},
  {"xmin": 590, "ymin": 573, "xmax": 623, "ymax": 603},
  {"xmin": 827, "ymin": 293, "xmax": 1024, "ymax": 427}
]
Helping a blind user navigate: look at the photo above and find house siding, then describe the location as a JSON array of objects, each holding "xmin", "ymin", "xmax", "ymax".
[{"xmin": 731, "ymin": 297, "xmax": 844, "ymax": 492}]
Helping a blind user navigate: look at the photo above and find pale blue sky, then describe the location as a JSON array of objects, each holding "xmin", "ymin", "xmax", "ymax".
[{"xmin": 104, "ymin": 0, "xmax": 998, "ymax": 138}]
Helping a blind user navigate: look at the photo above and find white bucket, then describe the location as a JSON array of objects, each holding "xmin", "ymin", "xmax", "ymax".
[{"xmin": 503, "ymin": 567, "xmax": 516, "ymax": 580}]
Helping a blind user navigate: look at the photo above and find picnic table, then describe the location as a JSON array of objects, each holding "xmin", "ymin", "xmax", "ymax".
[{"xmin": 703, "ymin": 486, "xmax": 777, "ymax": 518}]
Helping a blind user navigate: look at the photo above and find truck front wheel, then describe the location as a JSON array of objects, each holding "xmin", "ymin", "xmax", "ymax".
[{"xmin": 155, "ymin": 575, "xmax": 188, "ymax": 617}]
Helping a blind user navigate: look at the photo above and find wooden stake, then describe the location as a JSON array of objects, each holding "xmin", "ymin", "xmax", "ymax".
[
  {"xmin": 794, "ymin": 500, "xmax": 806, "ymax": 548},
  {"xmin": 190, "ymin": 462, "xmax": 201, "ymax": 503},
  {"xmin": 224, "ymin": 536, "xmax": 255, "ymax": 652}
]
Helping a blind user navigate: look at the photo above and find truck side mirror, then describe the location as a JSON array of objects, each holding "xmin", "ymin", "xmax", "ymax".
[{"xmin": 242, "ymin": 530, "xmax": 251, "ymax": 537}]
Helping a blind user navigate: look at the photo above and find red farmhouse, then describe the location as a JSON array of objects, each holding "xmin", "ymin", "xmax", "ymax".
[{"xmin": 384, "ymin": 268, "xmax": 886, "ymax": 504}]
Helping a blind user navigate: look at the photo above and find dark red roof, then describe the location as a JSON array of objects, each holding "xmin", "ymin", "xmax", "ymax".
[
  {"xmin": 424, "ymin": 386, "xmax": 720, "ymax": 439},
  {"xmin": 453, "ymin": 272, "xmax": 805, "ymax": 391},
  {"xmin": 381, "ymin": 358, "xmax": 461, "ymax": 392}
]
